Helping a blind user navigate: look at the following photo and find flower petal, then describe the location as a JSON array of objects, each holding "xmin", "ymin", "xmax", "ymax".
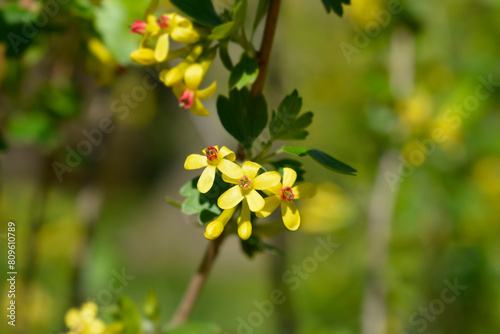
[
  {"xmin": 222, "ymin": 173, "xmax": 239, "ymax": 185},
  {"xmin": 81, "ymin": 302, "xmax": 98, "ymax": 319},
  {"xmin": 217, "ymin": 159, "xmax": 243, "ymax": 179},
  {"xmin": 242, "ymin": 161, "xmax": 262, "ymax": 180},
  {"xmin": 282, "ymin": 167, "xmax": 297, "ymax": 188},
  {"xmin": 256, "ymin": 195, "xmax": 281, "ymax": 218},
  {"xmin": 281, "ymin": 201, "xmax": 300, "ymax": 231},
  {"xmin": 204, "ymin": 207, "xmax": 236, "ymax": 240},
  {"xmin": 190, "ymin": 97, "xmax": 210, "ymax": 116},
  {"xmin": 184, "ymin": 154, "xmax": 207, "ymax": 170},
  {"xmin": 172, "ymin": 82, "xmax": 185, "ymax": 99},
  {"xmin": 197, "ymin": 165, "xmax": 216, "ymax": 193},
  {"xmin": 219, "ymin": 146, "xmax": 236, "ymax": 161},
  {"xmin": 184, "ymin": 64, "xmax": 203, "ymax": 90},
  {"xmin": 218, "ymin": 185, "xmax": 244, "ymax": 209},
  {"xmin": 154, "ymin": 33, "xmax": 169, "ymax": 62},
  {"xmin": 204, "ymin": 220, "xmax": 224, "ymax": 240},
  {"xmin": 253, "ymin": 171, "xmax": 281, "ymax": 190},
  {"xmin": 292, "ymin": 183, "xmax": 317, "ymax": 199},
  {"xmin": 197, "ymin": 81, "xmax": 217, "ymax": 100},
  {"xmin": 237, "ymin": 200, "xmax": 252, "ymax": 240},
  {"xmin": 130, "ymin": 48, "xmax": 156, "ymax": 65},
  {"xmin": 171, "ymin": 27, "xmax": 200, "ymax": 44},
  {"xmin": 161, "ymin": 62, "xmax": 188, "ymax": 86},
  {"xmin": 246, "ymin": 189, "xmax": 265, "ymax": 212},
  {"xmin": 65, "ymin": 309, "xmax": 80, "ymax": 328}
]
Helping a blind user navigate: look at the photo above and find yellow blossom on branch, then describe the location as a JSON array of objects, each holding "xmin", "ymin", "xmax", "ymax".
[
  {"xmin": 173, "ymin": 63, "xmax": 217, "ymax": 116},
  {"xmin": 65, "ymin": 302, "xmax": 106, "ymax": 334},
  {"xmin": 218, "ymin": 161, "xmax": 281, "ymax": 239},
  {"xmin": 130, "ymin": 13, "xmax": 200, "ymax": 65},
  {"xmin": 184, "ymin": 146, "xmax": 243, "ymax": 193},
  {"xmin": 256, "ymin": 167, "xmax": 316, "ymax": 231}
]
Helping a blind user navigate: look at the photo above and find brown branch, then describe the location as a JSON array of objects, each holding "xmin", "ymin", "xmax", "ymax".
[
  {"xmin": 251, "ymin": 0, "xmax": 282, "ymax": 96},
  {"xmin": 169, "ymin": 236, "xmax": 225, "ymax": 328}
]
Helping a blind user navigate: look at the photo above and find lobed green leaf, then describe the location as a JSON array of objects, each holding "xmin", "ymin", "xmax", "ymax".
[{"xmin": 270, "ymin": 90, "xmax": 313, "ymax": 141}]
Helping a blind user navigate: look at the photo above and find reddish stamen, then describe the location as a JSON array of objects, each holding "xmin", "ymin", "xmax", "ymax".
[
  {"xmin": 239, "ymin": 176, "xmax": 252, "ymax": 188},
  {"xmin": 281, "ymin": 187, "xmax": 295, "ymax": 201},
  {"xmin": 179, "ymin": 90, "xmax": 195, "ymax": 109},
  {"xmin": 204, "ymin": 146, "xmax": 218, "ymax": 161},
  {"xmin": 157, "ymin": 15, "xmax": 170, "ymax": 28},
  {"xmin": 130, "ymin": 19, "xmax": 147, "ymax": 34}
]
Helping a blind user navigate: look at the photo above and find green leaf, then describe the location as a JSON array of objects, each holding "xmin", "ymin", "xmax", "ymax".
[
  {"xmin": 241, "ymin": 235, "xmax": 284, "ymax": 258},
  {"xmin": 94, "ymin": 0, "xmax": 151, "ymax": 64},
  {"xmin": 167, "ymin": 322, "xmax": 222, "ymax": 334},
  {"xmin": 180, "ymin": 173, "xmax": 231, "ymax": 224},
  {"xmin": 218, "ymin": 41, "xmax": 233, "ymax": 70},
  {"xmin": 282, "ymin": 146, "xmax": 357, "ymax": 175},
  {"xmin": 208, "ymin": 0, "xmax": 247, "ymax": 40},
  {"xmin": 320, "ymin": 0, "xmax": 351, "ymax": 16},
  {"xmin": 229, "ymin": 53, "xmax": 259, "ymax": 89},
  {"xmin": 119, "ymin": 296, "xmax": 142, "ymax": 334},
  {"xmin": 270, "ymin": 90, "xmax": 313, "ymax": 141},
  {"xmin": 209, "ymin": 21, "xmax": 235, "ymax": 40},
  {"xmin": 270, "ymin": 159, "xmax": 306, "ymax": 183},
  {"xmin": 232, "ymin": 0, "xmax": 247, "ymax": 29},
  {"xmin": 252, "ymin": 0, "xmax": 270, "ymax": 33},
  {"xmin": 217, "ymin": 87, "xmax": 267, "ymax": 150},
  {"xmin": 170, "ymin": 0, "xmax": 222, "ymax": 27}
]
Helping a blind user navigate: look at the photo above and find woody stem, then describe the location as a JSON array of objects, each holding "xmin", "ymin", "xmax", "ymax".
[
  {"xmin": 169, "ymin": 236, "xmax": 224, "ymax": 327},
  {"xmin": 251, "ymin": 0, "xmax": 282, "ymax": 96}
]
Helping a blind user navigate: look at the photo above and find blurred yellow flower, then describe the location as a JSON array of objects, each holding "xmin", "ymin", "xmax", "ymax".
[
  {"xmin": 300, "ymin": 182, "xmax": 353, "ymax": 233},
  {"xmin": 256, "ymin": 168, "xmax": 316, "ymax": 231},
  {"xmin": 172, "ymin": 63, "xmax": 217, "ymax": 116},
  {"xmin": 185, "ymin": 146, "xmax": 242, "ymax": 193},
  {"xmin": 348, "ymin": 0, "xmax": 383, "ymax": 25},
  {"xmin": 130, "ymin": 13, "xmax": 200, "ymax": 64},
  {"xmin": 218, "ymin": 161, "xmax": 281, "ymax": 239},
  {"xmin": 472, "ymin": 156, "xmax": 500, "ymax": 200},
  {"xmin": 65, "ymin": 302, "xmax": 106, "ymax": 334},
  {"xmin": 397, "ymin": 92, "xmax": 433, "ymax": 135}
]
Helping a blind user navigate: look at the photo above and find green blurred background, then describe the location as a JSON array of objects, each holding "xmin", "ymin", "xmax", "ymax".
[{"xmin": 1, "ymin": 0, "xmax": 499, "ymax": 333}]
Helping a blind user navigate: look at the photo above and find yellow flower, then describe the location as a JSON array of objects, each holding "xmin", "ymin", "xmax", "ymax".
[
  {"xmin": 160, "ymin": 45, "xmax": 204, "ymax": 87},
  {"xmin": 184, "ymin": 146, "xmax": 243, "ymax": 193},
  {"xmin": 130, "ymin": 13, "xmax": 200, "ymax": 65},
  {"xmin": 204, "ymin": 207, "xmax": 236, "ymax": 240},
  {"xmin": 218, "ymin": 161, "xmax": 281, "ymax": 240},
  {"xmin": 65, "ymin": 302, "xmax": 106, "ymax": 334},
  {"xmin": 173, "ymin": 63, "xmax": 217, "ymax": 116},
  {"xmin": 256, "ymin": 168, "xmax": 316, "ymax": 231}
]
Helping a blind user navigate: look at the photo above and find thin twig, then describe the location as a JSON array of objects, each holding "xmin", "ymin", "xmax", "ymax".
[
  {"xmin": 169, "ymin": 236, "xmax": 225, "ymax": 327},
  {"xmin": 251, "ymin": 0, "xmax": 282, "ymax": 96}
]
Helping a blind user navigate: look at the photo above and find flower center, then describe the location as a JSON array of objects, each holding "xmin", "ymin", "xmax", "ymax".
[
  {"xmin": 157, "ymin": 15, "xmax": 170, "ymax": 28},
  {"xmin": 130, "ymin": 19, "xmax": 147, "ymax": 35},
  {"xmin": 179, "ymin": 90, "xmax": 195, "ymax": 109},
  {"xmin": 204, "ymin": 146, "xmax": 218, "ymax": 161},
  {"xmin": 239, "ymin": 176, "xmax": 252, "ymax": 188},
  {"xmin": 280, "ymin": 187, "xmax": 295, "ymax": 201}
]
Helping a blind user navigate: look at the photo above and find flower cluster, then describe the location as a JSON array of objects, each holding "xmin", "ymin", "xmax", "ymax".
[
  {"xmin": 130, "ymin": 10, "xmax": 216, "ymax": 116},
  {"xmin": 185, "ymin": 146, "xmax": 317, "ymax": 240},
  {"xmin": 65, "ymin": 302, "xmax": 106, "ymax": 334}
]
